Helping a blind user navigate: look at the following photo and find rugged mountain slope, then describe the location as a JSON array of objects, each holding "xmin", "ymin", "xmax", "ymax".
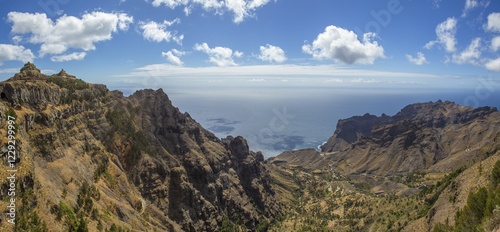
[
  {"xmin": 270, "ymin": 100, "xmax": 500, "ymax": 231},
  {"xmin": 0, "ymin": 63, "xmax": 279, "ymax": 231},
  {"xmin": 276, "ymin": 100, "xmax": 500, "ymax": 176}
]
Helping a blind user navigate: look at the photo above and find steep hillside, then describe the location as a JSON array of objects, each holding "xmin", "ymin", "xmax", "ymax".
[
  {"xmin": 277, "ymin": 101, "xmax": 499, "ymax": 176},
  {"xmin": 0, "ymin": 63, "xmax": 279, "ymax": 231},
  {"xmin": 270, "ymin": 100, "xmax": 500, "ymax": 231}
]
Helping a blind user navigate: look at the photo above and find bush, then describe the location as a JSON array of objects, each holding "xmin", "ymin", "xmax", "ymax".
[
  {"xmin": 106, "ymin": 107, "xmax": 156, "ymax": 167},
  {"xmin": 58, "ymin": 201, "xmax": 78, "ymax": 230},
  {"xmin": 47, "ymin": 76, "xmax": 88, "ymax": 91},
  {"xmin": 47, "ymin": 76, "xmax": 89, "ymax": 104},
  {"xmin": 492, "ymin": 161, "xmax": 500, "ymax": 187},
  {"xmin": 449, "ymin": 161, "xmax": 500, "ymax": 231}
]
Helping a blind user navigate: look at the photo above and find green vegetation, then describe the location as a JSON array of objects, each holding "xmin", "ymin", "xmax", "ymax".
[
  {"xmin": 57, "ymin": 200, "xmax": 79, "ymax": 231},
  {"xmin": 419, "ymin": 167, "xmax": 465, "ymax": 217},
  {"xmin": 47, "ymin": 76, "xmax": 90, "ymax": 104},
  {"xmin": 47, "ymin": 76, "xmax": 88, "ymax": 91},
  {"xmin": 434, "ymin": 160, "xmax": 500, "ymax": 232},
  {"xmin": 6, "ymin": 107, "xmax": 17, "ymax": 119},
  {"xmin": 76, "ymin": 182, "xmax": 100, "ymax": 214},
  {"xmin": 16, "ymin": 186, "xmax": 48, "ymax": 231},
  {"xmin": 93, "ymin": 154, "xmax": 109, "ymax": 182},
  {"xmin": 106, "ymin": 107, "xmax": 157, "ymax": 167},
  {"xmin": 106, "ymin": 223, "xmax": 130, "ymax": 232},
  {"xmin": 53, "ymin": 182, "xmax": 101, "ymax": 231},
  {"xmin": 255, "ymin": 218, "xmax": 270, "ymax": 232},
  {"xmin": 220, "ymin": 214, "xmax": 243, "ymax": 232},
  {"xmin": 492, "ymin": 160, "xmax": 500, "ymax": 187}
]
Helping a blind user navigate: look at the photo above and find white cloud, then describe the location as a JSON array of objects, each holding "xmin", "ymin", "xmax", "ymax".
[
  {"xmin": 140, "ymin": 19, "xmax": 183, "ymax": 44},
  {"xmin": 150, "ymin": 0, "xmax": 271, "ymax": 23},
  {"xmin": 50, "ymin": 52, "xmax": 87, "ymax": 62},
  {"xmin": 11, "ymin": 35, "xmax": 23, "ymax": 44},
  {"xmin": 405, "ymin": 52, "xmax": 428, "ymax": 65},
  {"xmin": 248, "ymin": 78, "xmax": 266, "ymax": 82},
  {"xmin": 0, "ymin": 44, "xmax": 34, "ymax": 65},
  {"xmin": 462, "ymin": 0, "xmax": 490, "ymax": 17},
  {"xmin": 7, "ymin": 11, "xmax": 133, "ymax": 57},
  {"xmin": 485, "ymin": 57, "xmax": 500, "ymax": 72},
  {"xmin": 152, "ymin": 0, "xmax": 189, "ymax": 8},
  {"xmin": 486, "ymin": 12, "xmax": 500, "ymax": 32},
  {"xmin": 425, "ymin": 17, "xmax": 457, "ymax": 53},
  {"xmin": 194, "ymin": 43, "xmax": 243, "ymax": 66},
  {"xmin": 462, "ymin": 0, "xmax": 478, "ymax": 17},
  {"xmin": 492, "ymin": 36, "xmax": 500, "ymax": 51},
  {"xmin": 465, "ymin": 0, "xmax": 479, "ymax": 9},
  {"xmin": 451, "ymin": 38, "xmax": 481, "ymax": 65},
  {"xmin": 0, "ymin": 68, "xmax": 19, "ymax": 74},
  {"xmin": 161, "ymin": 49, "xmax": 185, "ymax": 66},
  {"xmin": 258, "ymin": 44, "xmax": 287, "ymax": 63},
  {"xmin": 432, "ymin": 0, "xmax": 442, "ymax": 8},
  {"xmin": 302, "ymin": 25, "xmax": 385, "ymax": 65},
  {"xmin": 116, "ymin": 64, "xmax": 445, "ymax": 79}
]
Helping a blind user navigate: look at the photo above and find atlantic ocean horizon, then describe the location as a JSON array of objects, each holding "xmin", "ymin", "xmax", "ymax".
[{"xmin": 157, "ymin": 86, "xmax": 500, "ymax": 159}]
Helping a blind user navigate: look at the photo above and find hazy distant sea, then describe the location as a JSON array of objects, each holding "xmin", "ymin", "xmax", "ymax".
[{"xmin": 165, "ymin": 86, "xmax": 500, "ymax": 158}]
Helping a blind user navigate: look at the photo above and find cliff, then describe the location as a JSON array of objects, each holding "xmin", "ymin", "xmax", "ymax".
[
  {"xmin": 0, "ymin": 63, "xmax": 279, "ymax": 231},
  {"xmin": 313, "ymin": 100, "xmax": 500, "ymax": 176},
  {"xmin": 270, "ymin": 100, "xmax": 500, "ymax": 231}
]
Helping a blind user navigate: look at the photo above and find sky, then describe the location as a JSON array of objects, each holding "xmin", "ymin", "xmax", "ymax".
[{"xmin": 0, "ymin": 0, "xmax": 500, "ymax": 92}]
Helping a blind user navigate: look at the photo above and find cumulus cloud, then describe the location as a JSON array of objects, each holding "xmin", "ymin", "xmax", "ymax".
[
  {"xmin": 7, "ymin": 11, "xmax": 133, "ymax": 59},
  {"xmin": 150, "ymin": 0, "xmax": 271, "ymax": 23},
  {"xmin": 486, "ymin": 12, "xmax": 500, "ymax": 32},
  {"xmin": 302, "ymin": 25, "xmax": 385, "ymax": 65},
  {"xmin": 0, "ymin": 44, "xmax": 34, "ymax": 65},
  {"xmin": 194, "ymin": 43, "xmax": 243, "ymax": 66},
  {"xmin": 258, "ymin": 44, "xmax": 287, "ymax": 63},
  {"xmin": 485, "ymin": 58, "xmax": 500, "ymax": 72},
  {"xmin": 140, "ymin": 19, "xmax": 183, "ymax": 44},
  {"xmin": 405, "ymin": 52, "xmax": 428, "ymax": 65},
  {"xmin": 51, "ymin": 52, "xmax": 87, "ymax": 62},
  {"xmin": 451, "ymin": 38, "xmax": 482, "ymax": 65},
  {"xmin": 492, "ymin": 36, "xmax": 500, "ymax": 51},
  {"xmin": 161, "ymin": 49, "xmax": 185, "ymax": 66},
  {"xmin": 425, "ymin": 17, "xmax": 457, "ymax": 53}
]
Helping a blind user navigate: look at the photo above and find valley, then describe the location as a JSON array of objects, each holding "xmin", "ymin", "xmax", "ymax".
[{"xmin": 0, "ymin": 63, "xmax": 499, "ymax": 231}]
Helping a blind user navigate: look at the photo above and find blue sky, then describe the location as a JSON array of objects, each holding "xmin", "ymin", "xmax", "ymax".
[{"xmin": 0, "ymin": 0, "xmax": 499, "ymax": 92}]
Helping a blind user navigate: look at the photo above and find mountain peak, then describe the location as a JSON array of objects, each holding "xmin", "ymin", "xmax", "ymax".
[{"xmin": 12, "ymin": 62, "xmax": 45, "ymax": 80}]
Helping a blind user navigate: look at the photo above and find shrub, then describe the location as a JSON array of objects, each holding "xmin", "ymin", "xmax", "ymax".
[{"xmin": 492, "ymin": 161, "xmax": 500, "ymax": 187}]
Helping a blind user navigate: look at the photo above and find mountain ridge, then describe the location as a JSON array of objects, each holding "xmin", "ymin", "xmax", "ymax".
[
  {"xmin": 1, "ymin": 63, "xmax": 499, "ymax": 231},
  {"xmin": 269, "ymin": 100, "xmax": 500, "ymax": 231},
  {"xmin": 274, "ymin": 100, "xmax": 499, "ymax": 176},
  {"xmin": 0, "ymin": 63, "xmax": 279, "ymax": 231}
]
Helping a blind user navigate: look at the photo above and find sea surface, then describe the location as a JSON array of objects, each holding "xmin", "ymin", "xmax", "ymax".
[{"xmin": 161, "ymin": 86, "xmax": 500, "ymax": 158}]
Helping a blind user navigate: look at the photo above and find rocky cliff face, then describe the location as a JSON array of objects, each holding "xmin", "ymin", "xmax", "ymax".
[
  {"xmin": 270, "ymin": 100, "xmax": 500, "ymax": 232},
  {"xmin": 321, "ymin": 113, "xmax": 391, "ymax": 152},
  {"xmin": 0, "ymin": 63, "xmax": 279, "ymax": 231},
  {"xmin": 281, "ymin": 100, "xmax": 500, "ymax": 176}
]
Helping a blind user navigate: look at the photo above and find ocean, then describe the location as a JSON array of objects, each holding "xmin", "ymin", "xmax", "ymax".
[{"xmin": 158, "ymin": 86, "xmax": 500, "ymax": 159}]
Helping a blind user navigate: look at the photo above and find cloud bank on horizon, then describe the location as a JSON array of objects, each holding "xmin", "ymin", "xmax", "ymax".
[{"xmin": 0, "ymin": 0, "xmax": 499, "ymax": 84}]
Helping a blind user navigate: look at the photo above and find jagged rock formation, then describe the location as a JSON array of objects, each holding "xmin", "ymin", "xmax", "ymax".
[
  {"xmin": 277, "ymin": 100, "xmax": 500, "ymax": 176},
  {"xmin": 270, "ymin": 101, "xmax": 500, "ymax": 232},
  {"xmin": 321, "ymin": 113, "xmax": 391, "ymax": 152},
  {"xmin": 12, "ymin": 62, "xmax": 45, "ymax": 80},
  {"xmin": 0, "ymin": 63, "xmax": 279, "ymax": 231}
]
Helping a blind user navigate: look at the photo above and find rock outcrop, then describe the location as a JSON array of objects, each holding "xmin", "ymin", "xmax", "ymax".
[
  {"xmin": 0, "ymin": 63, "xmax": 279, "ymax": 231},
  {"xmin": 281, "ymin": 101, "xmax": 500, "ymax": 176}
]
